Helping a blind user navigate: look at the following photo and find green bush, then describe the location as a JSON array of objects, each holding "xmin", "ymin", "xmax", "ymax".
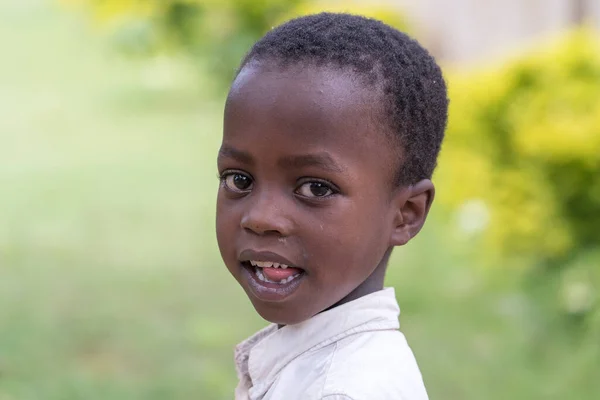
[
  {"xmin": 437, "ymin": 30, "xmax": 600, "ymax": 346},
  {"xmin": 438, "ymin": 29, "xmax": 600, "ymax": 268},
  {"xmin": 63, "ymin": 0, "xmax": 408, "ymax": 86}
]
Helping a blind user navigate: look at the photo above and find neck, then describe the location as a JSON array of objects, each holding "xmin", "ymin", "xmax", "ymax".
[
  {"xmin": 326, "ymin": 247, "xmax": 392, "ymax": 311},
  {"xmin": 277, "ymin": 248, "xmax": 393, "ymax": 329}
]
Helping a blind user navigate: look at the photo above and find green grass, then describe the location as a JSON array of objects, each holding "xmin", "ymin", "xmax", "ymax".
[{"xmin": 1, "ymin": 1, "xmax": 598, "ymax": 399}]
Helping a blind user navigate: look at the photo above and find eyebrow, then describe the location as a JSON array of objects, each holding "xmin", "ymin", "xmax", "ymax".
[
  {"xmin": 218, "ymin": 145, "xmax": 253, "ymax": 165},
  {"xmin": 278, "ymin": 152, "xmax": 345, "ymax": 174},
  {"xmin": 218, "ymin": 145, "xmax": 345, "ymax": 174}
]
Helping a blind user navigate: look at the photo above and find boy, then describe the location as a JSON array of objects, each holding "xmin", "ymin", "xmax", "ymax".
[{"xmin": 216, "ymin": 12, "xmax": 448, "ymax": 400}]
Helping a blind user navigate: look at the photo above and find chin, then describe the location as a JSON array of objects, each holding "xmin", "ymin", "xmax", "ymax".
[{"xmin": 251, "ymin": 300, "xmax": 313, "ymax": 326}]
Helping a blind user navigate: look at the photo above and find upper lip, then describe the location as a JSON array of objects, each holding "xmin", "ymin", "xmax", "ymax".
[{"xmin": 239, "ymin": 249, "xmax": 303, "ymax": 270}]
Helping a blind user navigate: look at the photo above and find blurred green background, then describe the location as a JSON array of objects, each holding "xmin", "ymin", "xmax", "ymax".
[{"xmin": 1, "ymin": 0, "xmax": 598, "ymax": 399}]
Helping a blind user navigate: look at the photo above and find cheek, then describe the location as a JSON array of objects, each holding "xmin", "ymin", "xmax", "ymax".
[
  {"xmin": 304, "ymin": 199, "xmax": 389, "ymax": 269},
  {"xmin": 215, "ymin": 196, "xmax": 239, "ymax": 259}
]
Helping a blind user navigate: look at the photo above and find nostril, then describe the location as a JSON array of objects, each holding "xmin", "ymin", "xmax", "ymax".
[
  {"xmin": 240, "ymin": 195, "xmax": 293, "ymax": 236},
  {"xmin": 243, "ymin": 225, "xmax": 283, "ymax": 236},
  {"xmin": 241, "ymin": 212, "xmax": 290, "ymax": 236}
]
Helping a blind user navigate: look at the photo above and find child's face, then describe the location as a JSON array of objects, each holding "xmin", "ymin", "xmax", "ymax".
[{"xmin": 217, "ymin": 63, "xmax": 406, "ymax": 325}]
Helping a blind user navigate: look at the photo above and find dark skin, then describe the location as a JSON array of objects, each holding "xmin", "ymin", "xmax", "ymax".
[{"xmin": 216, "ymin": 62, "xmax": 434, "ymax": 325}]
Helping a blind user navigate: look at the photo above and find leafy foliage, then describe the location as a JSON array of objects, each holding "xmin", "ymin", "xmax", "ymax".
[
  {"xmin": 62, "ymin": 0, "xmax": 408, "ymax": 85},
  {"xmin": 438, "ymin": 29, "xmax": 600, "ymax": 267},
  {"xmin": 437, "ymin": 30, "xmax": 600, "ymax": 346}
]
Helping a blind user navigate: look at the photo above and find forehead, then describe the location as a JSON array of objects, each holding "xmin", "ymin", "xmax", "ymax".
[
  {"xmin": 224, "ymin": 63, "xmax": 391, "ymax": 154},
  {"xmin": 227, "ymin": 62, "xmax": 378, "ymax": 118}
]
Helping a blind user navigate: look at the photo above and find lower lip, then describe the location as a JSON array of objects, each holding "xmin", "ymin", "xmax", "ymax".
[{"xmin": 240, "ymin": 263, "xmax": 305, "ymax": 302}]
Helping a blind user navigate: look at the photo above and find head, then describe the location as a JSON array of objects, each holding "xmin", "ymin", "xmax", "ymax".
[{"xmin": 216, "ymin": 13, "xmax": 448, "ymax": 325}]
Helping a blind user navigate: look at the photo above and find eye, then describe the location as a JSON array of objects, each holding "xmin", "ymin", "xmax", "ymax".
[
  {"xmin": 221, "ymin": 172, "xmax": 253, "ymax": 193},
  {"xmin": 295, "ymin": 181, "xmax": 335, "ymax": 198}
]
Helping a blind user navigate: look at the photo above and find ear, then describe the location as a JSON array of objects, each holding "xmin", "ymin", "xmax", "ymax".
[{"xmin": 389, "ymin": 179, "xmax": 435, "ymax": 247}]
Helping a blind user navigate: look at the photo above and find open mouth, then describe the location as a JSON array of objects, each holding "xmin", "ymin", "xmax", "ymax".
[
  {"xmin": 249, "ymin": 260, "xmax": 303, "ymax": 284},
  {"xmin": 240, "ymin": 260, "xmax": 306, "ymax": 301}
]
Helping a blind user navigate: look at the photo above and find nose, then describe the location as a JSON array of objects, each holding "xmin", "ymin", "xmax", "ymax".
[{"xmin": 240, "ymin": 190, "xmax": 293, "ymax": 236}]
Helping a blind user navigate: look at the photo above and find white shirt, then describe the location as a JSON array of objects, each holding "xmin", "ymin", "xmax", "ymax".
[{"xmin": 234, "ymin": 288, "xmax": 429, "ymax": 400}]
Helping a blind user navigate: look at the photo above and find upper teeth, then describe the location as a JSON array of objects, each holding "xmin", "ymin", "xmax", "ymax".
[{"xmin": 250, "ymin": 260, "xmax": 289, "ymax": 269}]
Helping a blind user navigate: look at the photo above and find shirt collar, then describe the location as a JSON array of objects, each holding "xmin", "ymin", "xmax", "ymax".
[{"xmin": 234, "ymin": 288, "xmax": 401, "ymax": 396}]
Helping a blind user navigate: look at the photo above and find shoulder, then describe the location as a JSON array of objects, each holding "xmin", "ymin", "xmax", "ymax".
[{"xmin": 321, "ymin": 330, "xmax": 429, "ymax": 400}]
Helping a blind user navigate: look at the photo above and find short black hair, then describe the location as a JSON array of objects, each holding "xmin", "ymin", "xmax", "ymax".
[{"xmin": 236, "ymin": 12, "xmax": 448, "ymax": 185}]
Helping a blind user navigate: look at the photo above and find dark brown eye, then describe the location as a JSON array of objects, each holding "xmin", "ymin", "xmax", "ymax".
[
  {"xmin": 223, "ymin": 173, "xmax": 253, "ymax": 192},
  {"xmin": 296, "ymin": 181, "xmax": 333, "ymax": 198}
]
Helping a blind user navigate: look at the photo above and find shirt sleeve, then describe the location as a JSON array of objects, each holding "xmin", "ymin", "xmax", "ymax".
[{"xmin": 321, "ymin": 395, "xmax": 354, "ymax": 400}]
